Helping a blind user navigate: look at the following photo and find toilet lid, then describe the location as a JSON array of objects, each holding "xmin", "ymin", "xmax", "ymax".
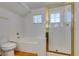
[{"xmin": 1, "ymin": 42, "xmax": 16, "ymax": 48}]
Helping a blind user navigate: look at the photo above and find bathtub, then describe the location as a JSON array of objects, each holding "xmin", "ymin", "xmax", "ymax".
[
  {"xmin": 15, "ymin": 37, "xmax": 38, "ymax": 54},
  {"xmin": 15, "ymin": 37, "xmax": 46, "ymax": 56}
]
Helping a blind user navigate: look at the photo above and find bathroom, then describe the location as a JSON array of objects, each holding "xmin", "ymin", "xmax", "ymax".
[{"xmin": 0, "ymin": 2, "xmax": 79, "ymax": 56}]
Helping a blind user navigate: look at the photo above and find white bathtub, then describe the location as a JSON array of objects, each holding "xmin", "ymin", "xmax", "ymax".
[
  {"xmin": 15, "ymin": 37, "xmax": 38, "ymax": 54},
  {"xmin": 15, "ymin": 37, "xmax": 46, "ymax": 56}
]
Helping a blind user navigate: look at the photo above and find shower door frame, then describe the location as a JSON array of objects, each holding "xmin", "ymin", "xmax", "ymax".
[{"xmin": 45, "ymin": 2, "xmax": 74, "ymax": 56}]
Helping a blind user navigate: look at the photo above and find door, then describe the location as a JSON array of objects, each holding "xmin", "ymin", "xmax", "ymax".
[{"xmin": 47, "ymin": 4, "xmax": 73, "ymax": 55}]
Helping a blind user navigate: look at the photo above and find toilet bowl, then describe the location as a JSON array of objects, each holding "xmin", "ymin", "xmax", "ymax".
[{"xmin": 0, "ymin": 36, "xmax": 16, "ymax": 56}]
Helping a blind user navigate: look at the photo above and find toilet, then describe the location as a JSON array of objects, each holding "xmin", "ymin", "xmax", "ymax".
[{"xmin": 0, "ymin": 36, "xmax": 16, "ymax": 56}]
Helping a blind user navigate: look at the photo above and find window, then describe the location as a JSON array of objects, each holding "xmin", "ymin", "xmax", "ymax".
[
  {"xmin": 50, "ymin": 13, "xmax": 60, "ymax": 23},
  {"xmin": 33, "ymin": 15, "xmax": 42, "ymax": 23}
]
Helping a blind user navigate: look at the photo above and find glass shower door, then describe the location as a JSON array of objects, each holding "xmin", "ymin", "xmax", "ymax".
[{"xmin": 48, "ymin": 5, "xmax": 72, "ymax": 55}]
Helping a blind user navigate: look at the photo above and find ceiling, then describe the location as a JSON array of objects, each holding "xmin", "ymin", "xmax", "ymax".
[
  {"xmin": 0, "ymin": 2, "xmax": 68, "ymax": 16},
  {"xmin": 25, "ymin": 2, "xmax": 59, "ymax": 9}
]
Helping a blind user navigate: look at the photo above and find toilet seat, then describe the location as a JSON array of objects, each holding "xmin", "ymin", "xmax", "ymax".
[{"xmin": 1, "ymin": 42, "xmax": 16, "ymax": 51}]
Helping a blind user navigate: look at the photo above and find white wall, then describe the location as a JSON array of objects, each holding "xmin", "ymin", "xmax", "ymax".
[
  {"xmin": 24, "ymin": 8, "xmax": 45, "ymax": 38},
  {"xmin": 0, "ymin": 7, "xmax": 23, "ymax": 42},
  {"xmin": 20, "ymin": 8, "xmax": 46, "ymax": 56},
  {"xmin": 74, "ymin": 2, "xmax": 79, "ymax": 56}
]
